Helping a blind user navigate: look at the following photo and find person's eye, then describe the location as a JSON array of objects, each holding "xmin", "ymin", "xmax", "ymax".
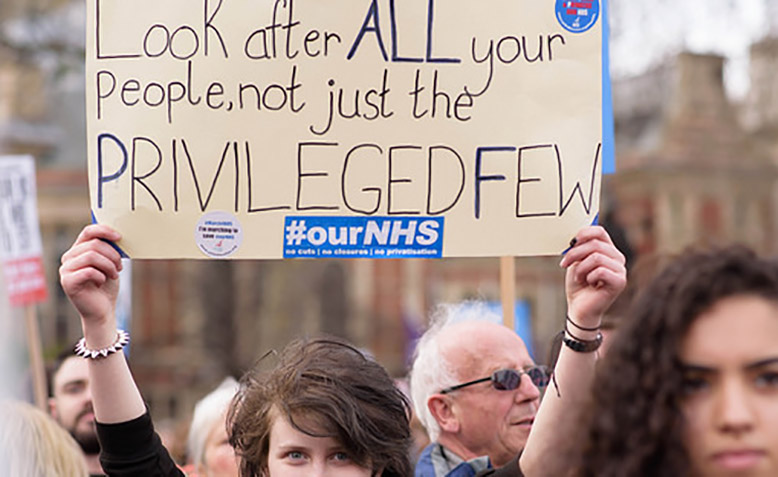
[
  {"xmin": 755, "ymin": 371, "xmax": 778, "ymax": 389},
  {"xmin": 681, "ymin": 375, "xmax": 710, "ymax": 395},
  {"xmin": 284, "ymin": 451, "xmax": 306, "ymax": 462},
  {"xmin": 330, "ymin": 452, "xmax": 351, "ymax": 463},
  {"xmin": 63, "ymin": 383, "xmax": 85, "ymax": 395}
]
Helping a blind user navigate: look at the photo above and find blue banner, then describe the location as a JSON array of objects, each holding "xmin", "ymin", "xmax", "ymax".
[{"xmin": 283, "ymin": 216, "xmax": 444, "ymax": 259}]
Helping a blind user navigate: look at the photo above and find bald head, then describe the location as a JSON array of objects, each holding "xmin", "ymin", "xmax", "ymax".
[{"xmin": 437, "ymin": 321, "xmax": 532, "ymax": 382}]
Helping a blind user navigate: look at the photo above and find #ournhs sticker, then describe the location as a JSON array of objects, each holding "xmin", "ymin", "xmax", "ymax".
[
  {"xmin": 195, "ymin": 211, "xmax": 243, "ymax": 258},
  {"xmin": 283, "ymin": 216, "xmax": 444, "ymax": 259},
  {"xmin": 556, "ymin": 0, "xmax": 600, "ymax": 33}
]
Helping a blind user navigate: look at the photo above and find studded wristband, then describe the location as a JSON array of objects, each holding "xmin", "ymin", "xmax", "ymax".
[{"xmin": 74, "ymin": 330, "xmax": 130, "ymax": 359}]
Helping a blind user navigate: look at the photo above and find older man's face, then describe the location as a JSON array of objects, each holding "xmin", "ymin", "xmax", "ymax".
[
  {"xmin": 49, "ymin": 356, "xmax": 100, "ymax": 454},
  {"xmin": 441, "ymin": 322, "xmax": 540, "ymax": 467}
]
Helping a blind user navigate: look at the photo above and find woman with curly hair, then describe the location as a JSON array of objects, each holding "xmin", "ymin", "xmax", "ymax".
[
  {"xmin": 59, "ymin": 224, "xmax": 412, "ymax": 477},
  {"xmin": 577, "ymin": 245, "xmax": 778, "ymax": 477}
]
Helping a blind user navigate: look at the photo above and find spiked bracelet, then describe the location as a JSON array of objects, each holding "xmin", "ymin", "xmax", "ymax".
[{"xmin": 74, "ymin": 330, "xmax": 130, "ymax": 359}]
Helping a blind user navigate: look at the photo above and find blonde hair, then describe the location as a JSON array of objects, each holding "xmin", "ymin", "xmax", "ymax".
[{"xmin": 0, "ymin": 399, "xmax": 88, "ymax": 477}]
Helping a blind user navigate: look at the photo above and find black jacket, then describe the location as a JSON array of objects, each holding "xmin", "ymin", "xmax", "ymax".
[{"xmin": 96, "ymin": 412, "xmax": 183, "ymax": 477}]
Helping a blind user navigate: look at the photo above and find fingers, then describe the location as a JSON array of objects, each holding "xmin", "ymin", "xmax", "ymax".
[
  {"xmin": 62, "ymin": 236, "xmax": 122, "ymax": 268},
  {"xmin": 60, "ymin": 266, "xmax": 108, "ymax": 295},
  {"xmin": 72, "ymin": 224, "xmax": 121, "ymax": 250},
  {"xmin": 61, "ymin": 242, "xmax": 122, "ymax": 279},
  {"xmin": 60, "ymin": 226, "xmax": 123, "ymax": 291},
  {"xmin": 560, "ymin": 225, "xmax": 624, "ymax": 269},
  {"xmin": 560, "ymin": 225, "xmax": 627, "ymax": 293},
  {"xmin": 62, "ymin": 225, "xmax": 121, "ymax": 264},
  {"xmin": 571, "ymin": 255, "xmax": 626, "ymax": 290}
]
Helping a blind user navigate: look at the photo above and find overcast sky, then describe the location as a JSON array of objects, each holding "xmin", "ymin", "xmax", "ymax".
[{"xmin": 609, "ymin": 0, "xmax": 770, "ymax": 99}]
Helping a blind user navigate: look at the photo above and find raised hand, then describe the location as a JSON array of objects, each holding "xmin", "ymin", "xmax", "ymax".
[
  {"xmin": 559, "ymin": 225, "xmax": 627, "ymax": 328},
  {"xmin": 59, "ymin": 225, "xmax": 123, "ymax": 326}
]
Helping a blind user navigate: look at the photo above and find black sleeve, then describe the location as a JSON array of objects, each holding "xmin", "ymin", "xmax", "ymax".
[{"xmin": 96, "ymin": 412, "xmax": 184, "ymax": 477}]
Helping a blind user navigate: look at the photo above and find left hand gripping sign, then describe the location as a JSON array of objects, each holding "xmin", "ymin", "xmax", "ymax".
[{"xmin": 87, "ymin": 0, "xmax": 603, "ymax": 259}]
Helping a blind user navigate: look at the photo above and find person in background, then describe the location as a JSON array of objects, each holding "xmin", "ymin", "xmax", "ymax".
[
  {"xmin": 0, "ymin": 398, "xmax": 89, "ymax": 476},
  {"xmin": 574, "ymin": 245, "xmax": 778, "ymax": 477},
  {"xmin": 187, "ymin": 378, "xmax": 240, "ymax": 477},
  {"xmin": 155, "ymin": 417, "xmax": 190, "ymax": 468},
  {"xmin": 515, "ymin": 245, "xmax": 778, "ymax": 477},
  {"xmin": 59, "ymin": 223, "xmax": 413, "ymax": 476},
  {"xmin": 410, "ymin": 303, "xmax": 544, "ymax": 476},
  {"xmin": 49, "ymin": 350, "xmax": 104, "ymax": 476},
  {"xmin": 411, "ymin": 226, "xmax": 627, "ymax": 476}
]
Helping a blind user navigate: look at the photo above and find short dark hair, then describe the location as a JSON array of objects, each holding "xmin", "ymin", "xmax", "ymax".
[
  {"xmin": 228, "ymin": 337, "xmax": 412, "ymax": 477},
  {"xmin": 48, "ymin": 347, "xmax": 78, "ymax": 398},
  {"xmin": 578, "ymin": 245, "xmax": 778, "ymax": 477}
]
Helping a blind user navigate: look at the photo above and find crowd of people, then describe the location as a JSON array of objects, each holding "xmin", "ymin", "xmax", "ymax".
[{"xmin": 3, "ymin": 221, "xmax": 777, "ymax": 476}]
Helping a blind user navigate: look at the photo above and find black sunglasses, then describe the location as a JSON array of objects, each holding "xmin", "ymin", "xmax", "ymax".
[{"xmin": 439, "ymin": 366, "xmax": 551, "ymax": 394}]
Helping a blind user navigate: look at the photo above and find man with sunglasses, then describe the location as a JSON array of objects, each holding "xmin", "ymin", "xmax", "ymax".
[{"xmin": 411, "ymin": 226, "xmax": 627, "ymax": 477}]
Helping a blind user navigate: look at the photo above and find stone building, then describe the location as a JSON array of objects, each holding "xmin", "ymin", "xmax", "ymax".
[{"xmin": 609, "ymin": 52, "xmax": 778, "ymax": 258}]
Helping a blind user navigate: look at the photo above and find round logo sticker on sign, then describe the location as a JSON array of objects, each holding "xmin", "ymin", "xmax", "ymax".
[
  {"xmin": 555, "ymin": 0, "xmax": 600, "ymax": 34},
  {"xmin": 194, "ymin": 211, "xmax": 243, "ymax": 258}
]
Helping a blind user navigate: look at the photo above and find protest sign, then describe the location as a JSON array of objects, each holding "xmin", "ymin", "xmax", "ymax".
[
  {"xmin": 0, "ymin": 156, "xmax": 48, "ymax": 305},
  {"xmin": 0, "ymin": 155, "xmax": 49, "ymax": 409},
  {"xmin": 87, "ymin": 0, "xmax": 605, "ymax": 259}
]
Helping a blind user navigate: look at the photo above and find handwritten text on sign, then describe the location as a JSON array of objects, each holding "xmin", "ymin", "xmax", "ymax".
[{"xmin": 87, "ymin": 0, "xmax": 603, "ymax": 258}]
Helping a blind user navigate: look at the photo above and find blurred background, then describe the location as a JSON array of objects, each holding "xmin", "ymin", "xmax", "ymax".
[{"xmin": 3, "ymin": 0, "xmax": 778, "ymax": 447}]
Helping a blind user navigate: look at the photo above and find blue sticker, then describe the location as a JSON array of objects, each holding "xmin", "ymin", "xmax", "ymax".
[
  {"xmin": 556, "ymin": 0, "xmax": 600, "ymax": 34},
  {"xmin": 283, "ymin": 216, "xmax": 444, "ymax": 259}
]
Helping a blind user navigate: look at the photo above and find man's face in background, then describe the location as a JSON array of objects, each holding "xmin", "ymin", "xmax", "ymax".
[{"xmin": 49, "ymin": 356, "xmax": 100, "ymax": 454}]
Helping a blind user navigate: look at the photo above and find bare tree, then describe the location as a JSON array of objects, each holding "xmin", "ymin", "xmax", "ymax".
[{"xmin": 0, "ymin": 0, "xmax": 83, "ymax": 74}]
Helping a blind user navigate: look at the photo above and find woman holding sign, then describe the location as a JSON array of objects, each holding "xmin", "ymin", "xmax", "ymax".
[
  {"xmin": 514, "ymin": 245, "xmax": 778, "ymax": 477},
  {"xmin": 59, "ymin": 224, "xmax": 412, "ymax": 476}
]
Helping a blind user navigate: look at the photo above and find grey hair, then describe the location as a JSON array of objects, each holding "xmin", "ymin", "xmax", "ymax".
[
  {"xmin": 409, "ymin": 301, "xmax": 503, "ymax": 441},
  {"xmin": 187, "ymin": 377, "xmax": 240, "ymax": 468}
]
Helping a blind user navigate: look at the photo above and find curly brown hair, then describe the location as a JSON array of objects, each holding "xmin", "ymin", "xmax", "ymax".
[
  {"xmin": 577, "ymin": 245, "xmax": 778, "ymax": 477},
  {"xmin": 227, "ymin": 337, "xmax": 412, "ymax": 477}
]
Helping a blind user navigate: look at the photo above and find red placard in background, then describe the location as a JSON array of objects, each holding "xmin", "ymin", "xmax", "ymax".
[
  {"xmin": 0, "ymin": 156, "xmax": 48, "ymax": 307},
  {"xmin": 3, "ymin": 256, "xmax": 48, "ymax": 306}
]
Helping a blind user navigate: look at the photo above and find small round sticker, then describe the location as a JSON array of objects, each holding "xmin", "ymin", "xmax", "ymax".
[
  {"xmin": 556, "ymin": 0, "xmax": 600, "ymax": 34},
  {"xmin": 195, "ymin": 211, "xmax": 243, "ymax": 258}
]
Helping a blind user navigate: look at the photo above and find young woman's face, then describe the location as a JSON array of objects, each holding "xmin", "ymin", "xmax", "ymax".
[
  {"xmin": 680, "ymin": 295, "xmax": 778, "ymax": 477},
  {"xmin": 267, "ymin": 415, "xmax": 373, "ymax": 477}
]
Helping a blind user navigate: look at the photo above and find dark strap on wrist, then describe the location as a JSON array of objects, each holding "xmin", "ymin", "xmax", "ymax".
[
  {"xmin": 566, "ymin": 315, "xmax": 600, "ymax": 332},
  {"xmin": 562, "ymin": 331, "xmax": 603, "ymax": 353}
]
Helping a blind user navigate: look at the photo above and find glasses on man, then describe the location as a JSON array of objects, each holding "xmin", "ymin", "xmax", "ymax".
[{"xmin": 439, "ymin": 366, "xmax": 551, "ymax": 394}]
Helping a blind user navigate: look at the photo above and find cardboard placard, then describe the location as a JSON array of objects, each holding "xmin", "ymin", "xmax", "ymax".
[{"xmin": 87, "ymin": 0, "xmax": 604, "ymax": 259}]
